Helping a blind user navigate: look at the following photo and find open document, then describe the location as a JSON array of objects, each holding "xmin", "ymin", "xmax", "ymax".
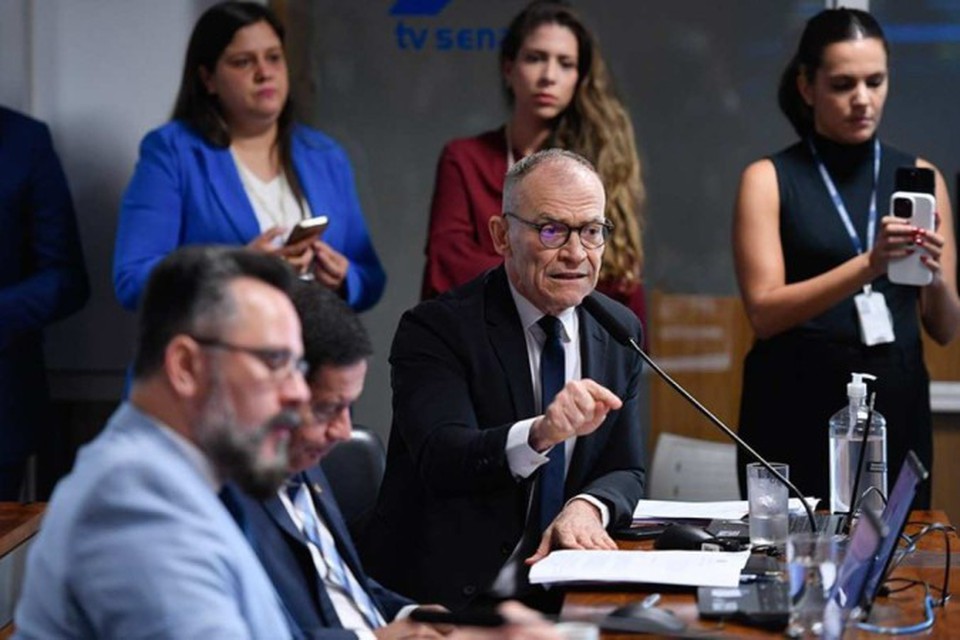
[{"xmin": 529, "ymin": 549, "xmax": 750, "ymax": 588}]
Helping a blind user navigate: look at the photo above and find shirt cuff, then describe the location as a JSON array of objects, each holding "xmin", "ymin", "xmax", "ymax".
[
  {"xmin": 353, "ymin": 630, "xmax": 376, "ymax": 640},
  {"xmin": 568, "ymin": 494, "xmax": 610, "ymax": 529},
  {"xmin": 505, "ymin": 419, "xmax": 551, "ymax": 479},
  {"xmin": 394, "ymin": 604, "xmax": 419, "ymax": 620}
]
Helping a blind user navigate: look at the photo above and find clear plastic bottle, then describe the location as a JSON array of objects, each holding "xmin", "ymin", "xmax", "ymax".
[{"xmin": 828, "ymin": 373, "xmax": 887, "ymax": 514}]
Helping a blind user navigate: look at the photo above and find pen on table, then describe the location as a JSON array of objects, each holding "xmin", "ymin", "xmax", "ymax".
[{"xmin": 641, "ymin": 593, "xmax": 661, "ymax": 609}]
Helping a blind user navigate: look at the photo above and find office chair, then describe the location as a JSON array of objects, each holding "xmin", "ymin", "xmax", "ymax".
[
  {"xmin": 647, "ymin": 432, "xmax": 740, "ymax": 501},
  {"xmin": 319, "ymin": 426, "xmax": 386, "ymax": 540}
]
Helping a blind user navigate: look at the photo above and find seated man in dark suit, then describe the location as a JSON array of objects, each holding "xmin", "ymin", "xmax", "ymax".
[
  {"xmin": 233, "ymin": 283, "xmax": 445, "ymax": 640},
  {"xmin": 364, "ymin": 149, "xmax": 646, "ymax": 611}
]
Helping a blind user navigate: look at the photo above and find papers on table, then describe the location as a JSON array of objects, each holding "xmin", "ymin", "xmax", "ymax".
[
  {"xmin": 529, "ymin": 549, "xmax": 751, "ymax": 588},
  {"xmin": 633, "ymin": 498, "xmax": 820, "ymax": 522}
]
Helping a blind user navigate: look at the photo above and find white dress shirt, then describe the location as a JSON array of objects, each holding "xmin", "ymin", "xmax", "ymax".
[{"xmin": 491, "ymin": 283, "xmax": 610, "ymax": 595}]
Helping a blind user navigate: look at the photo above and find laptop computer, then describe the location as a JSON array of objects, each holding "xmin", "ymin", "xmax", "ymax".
[
  {"xmin": 697, "ymin": 507, "xmax": 887, "ymax": 628},
  {"xmin": 706, "ymin": 512, "xmax": 846, "ymax": 542},
  {"xmin": 858, "ymin": 450, "xmax": 929, "ymax": 617},
  {"xmin": 828, "ymin": 508, "xmax": 889, "ymax": 612},
  {"xmin": 698, "ymin": 449, "xmax": 928, "ymax": 629}
]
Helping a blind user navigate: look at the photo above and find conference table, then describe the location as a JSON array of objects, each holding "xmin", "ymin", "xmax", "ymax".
[
  {"xmin": 562, "ymin": 511, "xmax": 958, "ymax": 638},
  {"xmin": 0, "ymin": 502, "xmax": 44, "ymax": 639}
]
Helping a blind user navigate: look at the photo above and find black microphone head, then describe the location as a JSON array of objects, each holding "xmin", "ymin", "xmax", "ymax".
[{"xmin": 580, "ymin": 294, "xmax": 639, "ymax": 347}]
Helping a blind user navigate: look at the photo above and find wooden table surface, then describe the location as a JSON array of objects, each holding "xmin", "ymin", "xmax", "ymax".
[
  {"xmin": 561, "ymin": 511, "xmax": 959, "ymax": 638},
  {"xmin": 0, "ymin": 502, "xmax": 45, "ymax": 640},
  {"xmin": 0, "ymin": 503, "xmax": 43, "ymax": 558}
]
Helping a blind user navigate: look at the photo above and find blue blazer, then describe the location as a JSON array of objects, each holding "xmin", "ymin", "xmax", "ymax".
[
  {"xmin": 235, "ymin": 466, "xmax": 412, "ymax": 640},
  {"xmin": 364, "ymin": 266, "xmax": 646, "ymax": 608},
  {"xmin": 0, "ymin": 107, "xmax": 88, "ymax": 468},
  {"xmin": 15, "ymin": 403, "xmax": 291, "ymax": 639},
  {"xmin": 113, "ymin": 121, "xmax": 385, "ymax": 312}
]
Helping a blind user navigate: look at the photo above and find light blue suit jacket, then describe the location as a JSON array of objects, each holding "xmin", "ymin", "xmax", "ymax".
[
  {"xmin": 14, "ymin": 403, "xmax": 291, "ymax": 639},
  {"xmin": 113, "ymin": 121, "xmax": 385, "ymax": 312}
]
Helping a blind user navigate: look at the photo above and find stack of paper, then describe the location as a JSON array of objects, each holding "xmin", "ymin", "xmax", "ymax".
[
  {"xmin": 529, "ymin": 549, "xmax": 750, "ymax": 588},
  {"xmin": 633, "ymin": 498, "xmax": 820, "ymax": 522}
]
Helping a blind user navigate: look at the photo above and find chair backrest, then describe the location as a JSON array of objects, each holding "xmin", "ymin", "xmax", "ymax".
[
  {"xmin": 647, "ymin": 432, "xmax": 740, "ymax": 501},
  {"xmin": 319, "ymin": 426, "xmax": 385, "ymax": 539}
]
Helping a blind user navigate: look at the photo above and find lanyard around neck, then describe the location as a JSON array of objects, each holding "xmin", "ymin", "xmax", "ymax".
[{"xmin": 807, "ymin": 138, "xmax": 881, "ymax": 255}]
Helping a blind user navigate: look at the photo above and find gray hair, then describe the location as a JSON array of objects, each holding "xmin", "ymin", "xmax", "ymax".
[{"xmin": 502, "ymin": 148, "xmax": 598, "ymax": 214}]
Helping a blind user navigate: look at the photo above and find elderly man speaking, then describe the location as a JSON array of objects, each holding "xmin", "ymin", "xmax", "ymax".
[{"xmin": 364, "ymin": 149, "xmax": 645, "ymax": 612}]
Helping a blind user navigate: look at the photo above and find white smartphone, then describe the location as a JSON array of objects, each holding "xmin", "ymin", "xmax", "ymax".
[
  {"xmin": 285, "ymin": 215, "xmax": 329, "ymax": 246},
  {"xmin": 887, "ymin": 168, "xmax": 935, "ymax": 286}
]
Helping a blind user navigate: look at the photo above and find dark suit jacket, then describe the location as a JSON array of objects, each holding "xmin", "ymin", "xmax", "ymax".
[
  {"xmin": 363, "ymin": 266, "xmax": 646, "ymax": 609},
  {"xmin": 235, "ymin": 466, "xmax": 412, "ymax": 640},
  {"xmin": 0, "ymin": 107, "xmax": 88, "ymax": 472}
]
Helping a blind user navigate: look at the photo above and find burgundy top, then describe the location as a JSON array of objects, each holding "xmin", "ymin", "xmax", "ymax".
[{"xmin": 421, "ymin": 127, "xmax": 647, "ymax": 334}]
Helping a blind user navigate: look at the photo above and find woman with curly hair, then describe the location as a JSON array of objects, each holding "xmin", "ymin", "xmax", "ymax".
[{"xmin": 421, "ymin": 0, "xmax": 646, "ymax": 327}]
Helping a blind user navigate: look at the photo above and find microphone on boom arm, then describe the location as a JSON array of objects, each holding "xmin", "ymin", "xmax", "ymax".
[{"xmin": 579, "ymin": 294, "xmax": 818, "ymax": 534}]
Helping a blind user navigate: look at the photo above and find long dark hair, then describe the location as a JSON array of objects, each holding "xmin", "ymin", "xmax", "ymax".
[
  {"xmin": 172, "ymin": 1, "xmax": 303, "ymax": 206},
  {"xmin": 500, "ymin": 0, "xmax": 645, "ymax": 289},
  {"xmin": 778, "ymin": 8, "xmax": 888, "ymax": 138}
]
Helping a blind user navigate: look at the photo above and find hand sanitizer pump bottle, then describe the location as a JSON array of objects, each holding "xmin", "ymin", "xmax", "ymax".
[{"xmin": 828, "ymin": 373, "xmax": 887, "ymax": 514}]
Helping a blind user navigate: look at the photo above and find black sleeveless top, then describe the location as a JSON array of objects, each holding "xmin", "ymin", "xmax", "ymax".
[
  {"xmin": 771, "ymin": 134, "xmax": 920, "ymax": 346},
  {"xmin": 738, "ymin": 136, "xmax": 932, "ymax": 508}
]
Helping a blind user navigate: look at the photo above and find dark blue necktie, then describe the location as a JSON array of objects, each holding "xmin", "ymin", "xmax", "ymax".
[{"xmin": 537, "ymin": 315, "xmax": 566, "ymax": 534}]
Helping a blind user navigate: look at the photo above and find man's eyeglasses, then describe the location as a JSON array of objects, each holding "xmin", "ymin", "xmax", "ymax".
[
  {"xmin": 503, "ymin": 212, "xmax": 613, "ymax": 249},
  {"xmin": 190, "ymin": 336, "xmax": 308, "ymax": 380},
  {"xmin": 308, "ymin": 401, "xmax": 351, "ymax": 424}
]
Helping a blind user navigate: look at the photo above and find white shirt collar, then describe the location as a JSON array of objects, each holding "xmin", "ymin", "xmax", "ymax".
[{"xmin": 506, "ymin": 278, "xmax": 578, "ymax": 342}]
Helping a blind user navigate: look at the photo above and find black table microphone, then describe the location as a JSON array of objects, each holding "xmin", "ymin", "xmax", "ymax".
[{"xmin": 579, "ymin": 294, "xmax": 818, "ymax": 534}]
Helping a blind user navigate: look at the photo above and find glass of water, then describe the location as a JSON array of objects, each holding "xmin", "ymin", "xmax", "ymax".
[
  {"xmin": 747, "ymin": 462, "xmax": 790, "ymax": 548},
  {"xmin": 787, "ymin": 533, "xmax": 846, "ymax": 638}
]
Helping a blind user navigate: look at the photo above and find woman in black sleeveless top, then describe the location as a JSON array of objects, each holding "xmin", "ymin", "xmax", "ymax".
[{"xmin": 733, "ymin": 9, "xmax": 960, "ymax": 508}]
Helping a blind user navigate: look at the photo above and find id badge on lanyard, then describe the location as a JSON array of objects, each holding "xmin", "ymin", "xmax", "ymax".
[{"xmin": 809, "ymin": 139, "xmax": 894, "ymax": 345}]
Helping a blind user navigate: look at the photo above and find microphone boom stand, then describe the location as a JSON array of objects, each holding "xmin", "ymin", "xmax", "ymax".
[{"xmin": 579, "ymin": 295, "xmax": 819, "ymax": 534}]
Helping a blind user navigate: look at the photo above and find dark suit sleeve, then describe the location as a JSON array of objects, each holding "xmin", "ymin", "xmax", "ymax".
[
  {"xmin": 389, "ymin": 304, "xmax": 517, "ymax": 499},
  {"xmin": 581, "ymin": 352, "xmax": 645, "ymax": 527},
  {"xmin": 0, "ymin": 119, "xmax": 88, "ymax": 343},
  {"xmin": 368, "ymin": 578, "xmax": 415, "ymax": 621}
]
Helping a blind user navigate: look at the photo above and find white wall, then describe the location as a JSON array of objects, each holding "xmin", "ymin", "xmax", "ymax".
[{"xmin": 0, "ymin": 0, "xmax": 29, "ymax": 111}]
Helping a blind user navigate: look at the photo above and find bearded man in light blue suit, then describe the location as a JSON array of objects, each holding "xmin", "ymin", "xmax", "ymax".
[{"xmin": 15, "ymin": 246, "xmax": 310, "ymax": 639}]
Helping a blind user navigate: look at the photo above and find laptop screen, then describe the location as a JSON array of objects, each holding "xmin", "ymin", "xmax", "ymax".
[
  {"xmin": 830, "ymin": 508, "xmax": 887, "ymax": 612},
  {"xmin": 860, "ymin": 451, "xmax": 928, "ymax": 613}
]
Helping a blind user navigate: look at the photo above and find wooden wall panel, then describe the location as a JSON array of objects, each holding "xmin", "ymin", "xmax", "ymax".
[
  {"xmin": 649, "ymin": 292, "xmax": 959, "ymax": 517},
  {"xmin": 647, "ymin": 292, "xmax": 752, "ymax": 452}
]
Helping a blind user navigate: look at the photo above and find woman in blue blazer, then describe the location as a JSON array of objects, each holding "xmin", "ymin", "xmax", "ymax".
[{"xmin": 113, "ymin": 1, "xmax": 385, "ymax": 313}]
